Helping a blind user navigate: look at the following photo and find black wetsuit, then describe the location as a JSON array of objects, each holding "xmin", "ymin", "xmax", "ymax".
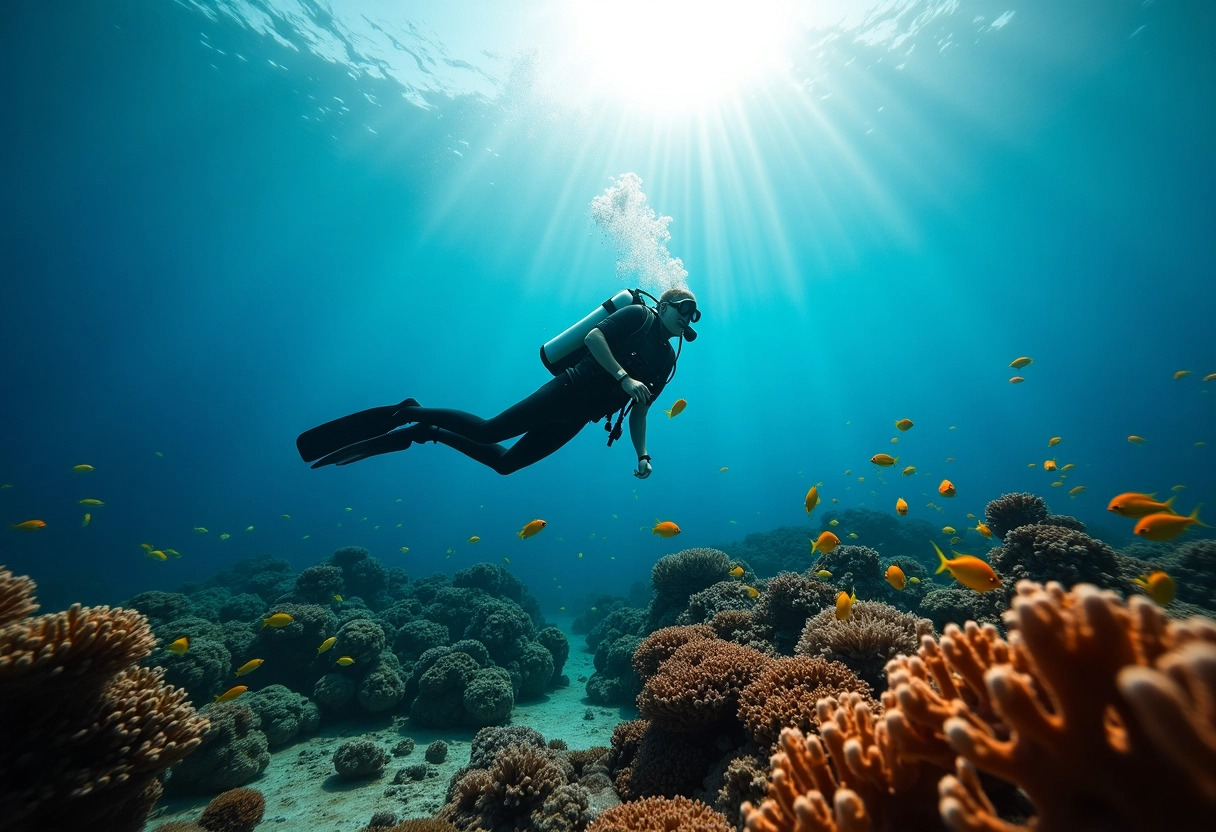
[{"xmin": 406, "ymin": 305, "xmax": 676, "ymax": 474}]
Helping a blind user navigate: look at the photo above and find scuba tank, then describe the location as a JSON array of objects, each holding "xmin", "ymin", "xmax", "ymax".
[{"xmin": 540, "ymin": 289, "xmax": 641, "ymax": 375}]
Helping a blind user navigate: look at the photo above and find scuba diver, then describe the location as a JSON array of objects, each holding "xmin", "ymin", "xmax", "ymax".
[{"xmin": 297, "ymin": 288, "xmax": 699, "ymax": 477}]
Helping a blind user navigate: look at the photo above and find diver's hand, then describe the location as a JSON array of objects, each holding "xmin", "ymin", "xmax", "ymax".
[
  {"xmin": 634, "ymin": 456, "xmax": 652, "ymax": 479},
  {"xmin": 621, "ymin": 377, "xmax": 651, "ymax": 405}
]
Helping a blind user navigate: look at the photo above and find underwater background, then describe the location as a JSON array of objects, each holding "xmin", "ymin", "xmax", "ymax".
[{"xmin": 2, "ymin": 0, "xmax": 1214, "ymax": 618}]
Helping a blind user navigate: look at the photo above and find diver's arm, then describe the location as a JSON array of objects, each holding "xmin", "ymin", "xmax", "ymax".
[
  {"xmin": 584, "ymin": 329, "xmax": 651, "ymax": 404},
  {"xmin": 629, "ymin": 403, "xmax": 652, "ymax": 479}
]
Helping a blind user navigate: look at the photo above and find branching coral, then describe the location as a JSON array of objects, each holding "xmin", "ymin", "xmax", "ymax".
[
  {"xmin": 440, "ymin": 743, "xmax": 570, "ymax": 831},
  {"xmin": 737, "ymin": 657, "xmax": 873, "ymax": 748},
  {"xmin": 0, "ymin": 565, "xmax": 37, "ymax": 624},
  {"xmin": 586, "ymin": 795, "xmax": 733, "ymax": 832},
  {"xmin": 795, "ymin": 602, "xmax": 933, "ymax": 692},
  {"xmin": 636, "ymin": 639, "xmax": 771, "ymax": 733},
  {"xmin": 982, "ymin": 493, "xmax": 1048, "ymax": 541}
]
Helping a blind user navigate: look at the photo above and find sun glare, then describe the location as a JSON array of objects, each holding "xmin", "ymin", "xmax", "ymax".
[{"xmin": 571, "ymin": 0, "xmax": 796, "ymax": 112}]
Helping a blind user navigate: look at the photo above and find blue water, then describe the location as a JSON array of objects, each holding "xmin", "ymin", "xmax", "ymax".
[{"xmin": 1, "ymin": 0, "xmax": 1213, "ymax": 614}]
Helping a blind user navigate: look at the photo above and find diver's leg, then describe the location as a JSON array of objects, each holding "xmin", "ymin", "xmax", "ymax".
[
  {"xmin": 395, "ymin": 376, "xmax": 568, "ymax": 444},
  {"xmin": 426, "ymin": 420, "xmax": 585, "ymax": 475},
  {"xmin": 310, "ymin": 425, "xmax": 421, "ymax": 468}
]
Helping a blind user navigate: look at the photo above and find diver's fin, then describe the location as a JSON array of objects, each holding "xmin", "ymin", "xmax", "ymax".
[{"xmin": 297, "ymin": 398, "xmax": 419, "ymax": 462}]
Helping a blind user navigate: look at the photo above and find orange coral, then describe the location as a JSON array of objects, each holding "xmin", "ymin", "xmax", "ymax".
[
  {"xmin": 738, "ymin": 656, "xmax": 873, "ymax": 748},
  {"xmin": 631, "ymin": 624, "xmax": 716, "ymax": 680},
  {"xmin": 587, "ymin": 795, "xmax": 733, "ymax": 832},
  {"xmin": 637, "ymin": 639, "xmax": 770, "ymax": 732},
  {"xmin": 0, "ymin": 565, "xmax": 38, "ymax": 625}
]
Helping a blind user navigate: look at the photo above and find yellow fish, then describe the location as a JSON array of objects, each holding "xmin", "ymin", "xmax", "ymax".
[
  {"xmin": 804, "ymin": 486, "xmax": 820, "ymax": 514},
  {"xmin": 884, "ymin": 564, "xmax": 906, "ymax": 590},
  {"xmin": 663, "ymin": 398, "xmax": 687, "ymax": 418},
  {"xmin": 262, "ymin": 612, "xmax": 294, "ymax": 628},
  {"xmin": 1051, "ymin": 481, "xmax": 1064, "ymax": 487},
  {"xmin": 332, "ymin": 594, "xmax": 342, "ymax": 603},
  {"xmin": 1009, "ymin": 357, "xmax": 1033, "ymax": 369},
  {"xmin": 502, "ymin": 557, "xmax": 508, "ymax": 564},
  {"xmin": 932, "ymin": 541, "xmax": 1001, "ymax": 592},
  {"xmin": 214, "ymin": 685, "xmax": 247, "ymax": 703},
  {"xmin": 834, "ymin": 588, "xmax": 857, "ymax": 620},
  {"xmin": 518, "ymin": 519, "xmax": 547, "ymax": 539},
  {"xmin": 909, "ymin": 577, "xmax": 921, "ymax": 584},
  {"xmin": 78, "ymin": 498, "xmax": 104, "ymax": 506},
  {"xmin": 1107, "ymin": 492, "xmax": 1176, "ymax": 518},
  {"xmin": 235, "ymin": 659, "xmax": 264, "ymax": 677},
  {"xmin": 11, "ymin": 519, "xmax": 46, "ymax": 531},
  {"xmin": 1172, "ymin": 485, "xmax": 1186, "ymax": 490},
  {"xmin": 942, "ymin": 526, "xmax": 956, "ymax": 535},
  {"xmin": 976, "ymin": 522, "xmax": 992, "ymax": 539},
  {"xmin": 744, "ymin": 586, "xmax": 759, "ymax": 598},
  {"xmin": 1028, "ymin": 463, "xmax": 1037, "ymax": 468},
  {"xmin": 147, "ymin": 550, "xmax": 168, "ymax": 561},
  {"xmin": 194, "ymin": 526, "xmax": 209, "ymax": 533},
  {"xmin": 729, "ymin": 565, "xmax": 745, "ymax": 577},
  {"xmin": 816, "ymin": 570, "xmax": 832, "ymax": 579},
  {"xmin": 652, "ymin": 521, "xmax": 682, "ymax": 538},
  {"xmin": 281, "ymin": 514, "xmax": 291, "ymax": 520},
  {"xmin": 1043, "ymin": 460, "xmax": 1057, "ymax": 471},
  {"xmin": 165, "ymin": 637, "xmax": 190, "ymax": 654},
  {"xmin": 165, "ymin": 549, "xmax": 181, "ymax": 558},
  {"xmin": 1132, "ymin": 571, "xmax": 1176, "ymax": 605},
  {"xmin": 71, "ymin": 464, "xmax": 94, "ymax": 473},
  {"xmin": 950, "ymin": 536, "xmax": 962, "ymax": 545},
  {"xmin": 1061, "ymin": 463, "xmax": 1075, "ymax": 471},
  {"xmin": 811, "ymin": 531, "xmax": 840, "ymax": 555},
  {"xmin": 81, "ymin": 513, "xmax": 91, "ymax": 527},
  {"xmin": 895, "ymin": 498, "xmax": 908, "ymax": 516},
  {"xmin": 1128, "ymin": 435, "xmax": 1146, "ymax": 444},
  {"xmin": 870, "ymin": 453, "xmax": 898, "ymax": 466},
  {"xmin": 901, "ymin": 466, "xmax": 916, "ymax": 476},
  {"xmin": 1069, "ymin": 486, "xmax": 1087, "ymax": 496},
  {"xmin": 894, "ymin": 419, "xmax": 914, "ymax": 431},
  {"xmin": 577, "ymin": 552, "xmax": 583, "ymax": 558},
  {"xmin": 828, "ymin": 519, "xmax": 839, "ymax": 527},
  {"xmin": 1173, "ymin": 370, "xmax": 1192, "ymax": 379},
  {"xmin": 399, "ymin": 546, "xmax": 410, "ymax": 553},
  {"xmin": 938, "ymin": 479, "xmax": 956, "ymax": 498},
  {"xmin": 1048, "ymin": 436, "xmax": 1061, "ymax": 447},
  {"xmin": 220, "ymin": 533, "xmax": 230, "ymax": 540},
  {"xmin": 846, "ymin": 532, "xmax": 858, "ymax": 539},
  {"xmin": 1134, "ymin": 506, "xmax": 1206, "ymax": 542},
  {"xmin": 468, "ymin": 536, "xmax": 481, "ymax": 543},
  {"xmin": 245, "ymin": 525, "xmax": 254, "ymax": 532},
  {"xmin": 720, "ymin": 467, "xmax": 729, "ymax": 473},
  {"xmin": 1205, "ymin": 373, "xmax": 1216, "ymax": 382},
  {"xmin": 317, "ymin": 636, "xmax": 337, "ymax": 653},
  {"xmin": 1009, "ymin": 376, "xmax": 1025, "ymax": 384},
  {"xmin": 335, "ymin": 656, "xmax": 355, "ymax": 667}
]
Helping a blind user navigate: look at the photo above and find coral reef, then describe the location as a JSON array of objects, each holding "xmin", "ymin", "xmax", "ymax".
[
  {"xmin": 242, "ymin": 684, "xmax": 320, "ymax": 748},
  {"xmin": 166, "ymin": 702, "xmax": 270, "ymax": 794},
  {"xmin": 648, "ymin": 548, "xmax": 733, "ymax": 629},
  {"xmin": 426, "ymin": 740, "xmax": 448, "ymax": 763},
  {"xmin": 917, "ymin": 587, "xmax": 1010, "ymax": 632},
  {"xmin": 751, "ymin": 572, "xmax": 838, "ymax": 654},
  {"xmin": 196, "ymin": 787, "xmax": 265, "ymax": 832},
  {"xmin": 631, "ymin": 624, "xmax": 717, "ymax": 680},
  {"xmin": 809, "ymin": 545, "xmax": 886, "ymax": 601},
  {"xmin": 675, "ymin": 580, "xmax": 759, "ymax": 625},
  {"xmin": 637, "ymin": 638, "xmax": 770, "ymax": 733},
  {"xmin": 988, "ymin": 523, "xmax": 1131, "ymax": 593},
  {"xmin": 462, "ymin": 666, "xmax": 515, "ymax": 726},
  {"xmin": 983, "ymin": 492, "xmax": 1048, "ymax": 540},
  {"xmin": 334, "ymin": 738, "xmax": 390, "ymax": 779},
  {"xmin": 440, "ymin": 742, "xmax": 574, "ymax": 831},
  {"xmin": 1168, "ymin": 538, "xmax": 1216, "ymax": 611},
  {"xmin": 795, "ymin": 601, "xmax": 933, "ymax": 691},
  {"xmin": 586, "ymin": 795, "xmax": 733, "ymax": 832},
  {"xmin": 737, "ymin": 656, "xmax": 873, "ymax": 748}
]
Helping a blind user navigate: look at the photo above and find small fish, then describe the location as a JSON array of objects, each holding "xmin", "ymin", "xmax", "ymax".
[
  {"xmin": 652, "ymin": 521, "xmax": 682, "ymax": 538},
  {"xmin": 518, "ymin": 519, "xmax": 547, "ymax": 539},
  {"xmin": 71, "ymin": 464, "xmax": 94, "ymax": 473},
  {"xmin": 214, "ymin": 685, "xmax": 248, "ymax": 703},
  {"xmin": 194, "ymin": 526, "xmax": 209, "ymax": 534},
  {"xmin": 1048, "ymin": 436, "xmax": 1061, "ymax": 447},
  {"xmin": 139, "ymin": 543, "xmax": 153, "ymax": 551},
  {"xmin": 1028, "ymin": 463, "xmax": 1037, "ymax": 468},
  {"xmin": 468, "ymin": 535, "xmax": 481, "ymax": 543},
  {"xmin": 894, "ymin": 419, "xmax": 914, "ymax": 431},
  {"xmin": 1068, "ymin": 486, "xmax": 1087, "ymax": 496},
  {"xmin": 165, "ymin": 549, "xmax": 181, "ymax": 558},
  {"xmin": 147, "ymin": 550, "xmax": 168, "ymax": 561},
  {"xmin": 663, "ymin": 398, "xmax": 687, "ymax": 418},
  {"xmin": 335, "ymin": 656, "xmax": 355, "ymax": 667},
  {"xmin": 811, "ymin": 531, "xmax": 840, "ymax": 555},
  {"xmin": 744, "ymin": 586, "xmax": 759, "ymax": 598},
  {"xmin": 895, "ymin": 498, "xmax": 908, "ymax": 516},
  {"xmin": 332, "ymin": 594, "xmax": 342, "ymax": 603},
  {"xmin": 1107, "ymin": 492, "xmax": 1176, "ymax": 518},
  {"xmin": 816, "ymin": 570, "xmax": 832, "ymax": 579},
  {"xmin": 844, "ymin": 469, "xmax": 851, "ymax": 476},
  {"xmin": 932, "ymin": 541, "xmax": 1001, "ymax": 592},
  {"xmin": 165, "ymin": 637, "xmax": 190, "ymax": 654},
  {"xmin": 502, "ymin": 557, "xmax": 509, "ymax": 564},
  {"xmin": 1205, "ymin": 373, "xmax": 1216, "ymax": 382},
  {"xmin": 909, "ymin": 576, "xmax": 921, "ymax": 584},
  {"xmin": 1173, "ymin": 370, "xmax": 1192, "ymax": 379},
  {"xmin": 938, "ymin": 480, "xmax": 956, "ymax": 498},
  {"xmin": 235, "ymin": 659, "xmax": 264, "ymax": 677},
  {"xmin": 945, "ymin": 457, "xmax": 955, "ymax": 463},
  {"xmin": 870, "ymin": 454, "xmax": 898, "ymax": 466},
  {"xmin": 1009, "ymin": 376, "xmax": 1025, "ymax": 384},
  {"xmin": 155, "ymin": 450, "xmax": 164, "ymax": 457},
  {"xmin": 1133, "ymin": 506, "xmax": 1206, "ymax": 541},
  {"xmin": 281, "ymin": 514, "xmax": 290, "ymax": 520},
  {"xmin": 1061, "ymin": 463, "xmax": 1075, "ymax": 471},
  {"xmin": 847, "ymin": 532, "xmax": 859, "ymax": 539},
  {"xmin": 81, "ymin": 513, "xmax": 91, "ymax": 527},
  {"xmin": 399, "ymin": 546, "xmax": 410, "ymax": 553},
  {"xmin": 78, "ymin": 498, "xmax": 104, "ymax": 506},
  {"xmin": 11, "ymin": 519, "xmax": 46, "ymax": 531},
  {"xmin": 950, "ymin": 536, "xmax": 962, "ymax": 544},
  {"xmin": 1132, "ymin": 571, "xmax": 1176, "ymax": 605},
  {"xmin": 1009, "ymin": 357, "xmax": 1033, "ymax": 369},
  {"xmin": 577, "ymin": 552, "xmax": 583, "ymax": 558},
  {"xmin": 220, "ymin": 533, "xmax": 230, "ymax": 540},
  {"xmin": 262, "ymin": 612, "xmax": 294, "ymax": 628},
  {"xmin": 1043, "ymin": 459, "xmax": 1057, "ymax": 471},
  {"xmin": 901, "ymin": 466, "xmax": 916, "ymax": 476},
  {"xmin": 317, "ymin": 636, "xmax": 337, "ymax": 653},
  {"xmin": 828, "ymin": 519, "xmax": 839, "ymax": 527},
  {"xmin": 976, "ymin": 522, "xmax": 992, "ymax": 539},
  {"xmin": 835, "ymin": 588, "xmax": 857, "ymax": 620},
  {"xmin": 885, "ymin": 564, "xmax": 906, "ymax": 590},
  {"xmin": 720, "ymin": 467, "xmax": 729, "ymax": 473},
  {"xmin": 1172, "ymin": 484, "xmax": 1186, "ymax": 490},
  {"xmin": 729, "ymin": 565, "xmax": 745, "ymax": 577},
  {"xmin": 344, "ymin": 507, "xmax": 353, "ymax": 512},
  {"xmin": 1128, "ymin": 435, "xmax": 1146, "ymax": 444},
  {"xmin": 805, "ymin": 486, "xmax": 820, "ymax": 514},
  {"xmin": 245, "ymin": 525, "xmax": 254, "ymax": 531},
  {"xmin": 942, "ymin": 526, "xmax": 956, "ymax": 535}
]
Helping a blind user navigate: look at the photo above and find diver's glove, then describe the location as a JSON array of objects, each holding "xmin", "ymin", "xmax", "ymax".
[{"xmin": 634, "ymin": 454, "xmax": 652, "ymax": 479}]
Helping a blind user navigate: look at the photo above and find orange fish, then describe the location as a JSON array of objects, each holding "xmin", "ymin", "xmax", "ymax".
[
  {"xmin": 1107, "ymin": 492, "xmax": 1176, "ymax": 518},
  {"xmin": 663, "ymin": 398, "xmax": 687, "ymax": 418},
  {"xmin": 811, "ymin": 531, "xmax": 840, "ymax": 555},
  {"xmin": 652, "ymin": 521, "xmax": 682, "ymax": 538},
  {"xmin": 804, "ymin": 486, "xmax": 820, "ymax": 514},
  {"xmin": 518, "ymin": 519, "xmax": 547, "ymax": 539},
  {"xmin": 214, "ymin": 685, "xmax": 248, "ymax": 703},
  {"xmin": 1043, "ymin": 459, "xmax": 1057, "ymax": 471},
  {"xmin": 1173, "ymin": 370, "xmax": 1192, "ymax": 379},
  {"xmin": 1048, "ymin": 436, "xmax": 1061, "ymax": 447},
  {"xmin": 976, "ymin": 522, "xmax": 993, "ymax": 539},
  {"xmin": 932, "ymin": 541, "xmax": 1001, "ymax": 592},
  {"xmin": 1009, "ymin": 357, "xmax": 1033, "ymax": 369},
  {"xmin": 1133, "ymin": 506, "xmax": 1205, "ymax": 541},
  {"xmin": 11, "ymin": 519, "xmax": 46, "ymax": 531},
  {"xmin": 1009, "ymin": 376, "xmax": 1025, "ymax": 384},
  {"xmin": 870, "ymin": 454, "xmax": 898, "ymax": 466},
  {"xmin": 1204, "ymin": 373, "xmax": 1216, "ymax": 382},
  {"xmin": 884, "ymin": 564, "xmax": 906, "ymax": 590},
  {"xmin": 834, "ymin": 588, "xmax": 857, "ymax": 620},
  {"xmin": 1128, "ymin": 435, "xmax": 1146, "ymax": 444},
  {"xmin": 894, "ymin": 419, "xmax": 914, "ymax": 431},
  {"xmin": 235, "ymin": 659, "xmax": 264, "ymax": 677},
  {"xmin": 938, "ymin": 479, "xmax": 956, "ymax": 498},
  {"xmin": 895, "ymin": 497, "xmax": 908, "ymax": 516},
  {"xmin": 1132, "ymin": 571, "xmax": 1175, "ymax": 605}
]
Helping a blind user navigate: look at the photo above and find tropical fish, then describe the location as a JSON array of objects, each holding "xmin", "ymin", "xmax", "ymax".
[
  {"xmin": 1061, "ymin": 463, "xmax": 1075, "ymax": 471},
  {"xmin": 501, "ymin": 557, "xmax": 508, "ymax": 563},
  {"xmin": 720, "ymin": 467, "xmax": 729, "ymax": 473},
  {"xmin": 245, "ymin": 525, "xmax": 254, "ymax": 532},
  {"xmin": 1205, "ymin": 373, "xmax": 1216, "ymax": 382},
  {"xmin": 942, "ymin": 526, "xmax": 956, "ymax": 535},
  {"xmin": 828, "ymin": 519, "xmax": 839, "ymax": 527},
  {"xmin": 894, "ymin": 419, "xmax": 914, "ymax": 431},
  {"xmin": 816, "ymin": 570, "xmax": 832, "ymax": 579},
  {"xmin": 1048, "ymin": 436, "xmax": 1061, "ymax": 447},
  {"xmin": 335, "ymin": 656, "xmax": 355, "ymax": 667},
  {"xmin": 1172, "ymin": 485, "xmax": 1186, "ymax": 490},
  {"xmin": 870, "ymin": 454, "xmax": 898, "ymax": 466},
  {"xmin": 938, "ymin": 480, "xmax": 956, "ymax": 498},
  {"xmin": 1051, "ymin": 481, "xmax": 1064, "ymax": 487},
  {"xmin": 81, "ymin": 513, "xmax": 91, "ymax": 527},
  {"xmin": 194, "ymin": 526, "xmax": 209, "ymax": 533},
  {"xmin": 885, "ymin": 564, "xmax": 906, "ymax": 590},
  {"xmin": 663, "ymin": 398, "xmax": 687, "ymax": 418},
  {"xmin": 281, "ymin": 514, "xmax": 290, "ymax": 520},
  {"xmin": 1133, "ymin": 506, "xmax": 1206, "ymax": 541},
  {"xmin": 11, "ymin": 520, "xmax": 46, "ymax": 531},
  {"xmin": 468, "ymin": 535, "xmax": 481, "ymax": 543},
  {"xmin": 1043, "ymin": 460, "xmax": 1057, "ymax": 471},
  {"xmin": 1128, "ymin": 435, "xmax": 1146, "ymax": 444},
  {"xmin": 846, "ymin": 532, "xmax": 859, "ymax": 539},
  {"xmin": 1028, "ymin": 463, "xmax": 1037, "ymax": 468},
  {"xmin": 214, "ymin": 685, "xmax": 247, "ymax": 703},
  {"xmin": 317, "ymin": 636, "xmax": 337, "ymax": 653},
  {"xmin": 1069, "ymin": 486, "xmax": 1087, "ymax": 496},
  {"xmin": 1009, "ymin": 376, "xmax": 1025, "ymax": 384},
  {"xmin": 835, "ymin": 588, "xmax": 857, "ymax": 620},
  {"xmin": 1107, "ymin": 492, "xmax": 1176, "ymax": 518},
  {"xmin": 1132, "ymin": 571, "xmax": 1176, "ymax": 605},
  {"xmin": 332, "ymin": 594, "xmax": 342, "ymax": 603},
  {"xmin": 976, "ymin": 522, "xmax": 992, "ymax": 539},
  {"xmin": 901, "ymin": 466, "xmax": 916, "ymax": 476},
  {"xmin": 932, "ymin": 541, "xmax": 1001, "ymax": 592},
  {"xmin": 804, "ymin": 486, "xmax": 820, "ymax": 514},
  {"xmin": 652, "ymin": 521, "xmax": 682, "ymax": 538},
  {"xmin": 811, "ymin": 531, "xmax": 840, "ymax": 555},
  {"xmin": 744, "ymin": 586, "xmax": 759, "ymax": 598},
  {"xmin": 895, "ymin": 498, "xmax": 908, "ymax": 516},
  {"xmin": 79, "ymin": 498, "xmax": 104, "ymax": 506},
  {"xmin": 399, "ymin": 546, "xmax": 410, "ymax": 553},
  {"xmin": 263, "ymin": 612, "xmax": 294, "ymax": 628},
  {"xmin": 909, "ymin": 577, "xmax": 921, "ymax": 584},
  {"xmin": 518, "ymin": 519, "xmax": 547, "ymax": 539},
  {"xmin": 71, "ymin": 464, "xmax": 94, "ymax": 473},
  {"xmin": 729, "ymin": 565, "xmax": 745, "ymax": 578},
  {"xmin": 164, "ymin": 549, "xmax": 181, "ymax": 558},
  {"xmin": 220, "ymin": 533, "xmax": 230, "ymax": 540},
  {"xmin": 165, "ymin": 637, "xmax": 190, "ymax": 654},
  {"xmin": 950, "ymin": 536, "xmax": 962, "ymax": 545},
  {"xmin": 1009, "ymin": 357, "xmax": 1033, "ymax": 369},
  {"xmin": 1173, "ymin": 370, "xmax": 1192, "ymax": 379},
  {"xmin": 146, "ymin": 550, "xmax": 168, "ymax": 561},
  {"xmin": 235, "ymin": 659, "xmax": 264, "ymax": 677}
]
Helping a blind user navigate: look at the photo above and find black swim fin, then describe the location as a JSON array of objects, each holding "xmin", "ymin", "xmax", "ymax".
[{"xmin": 297, "ymin": 398, "xmax": 419, "ymax": 463}]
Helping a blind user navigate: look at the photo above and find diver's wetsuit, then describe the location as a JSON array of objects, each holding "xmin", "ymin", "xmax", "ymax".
[{"xmin": 402, "ymin": 305, "xmax": 675, "ymax": 474}]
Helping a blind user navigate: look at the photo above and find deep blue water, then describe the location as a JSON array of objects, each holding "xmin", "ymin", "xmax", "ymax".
[{"xmin": 1, "ymin": 0, "xmax": 1213, "ymax": 613}]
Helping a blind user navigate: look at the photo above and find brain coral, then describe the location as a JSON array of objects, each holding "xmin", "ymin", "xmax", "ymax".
[
  {"xmin": 984, "ymin": 491, "xmax": 1049, "ymax": 539},
  {"xmin": 166, "ymin": 702, "xmax": 269, "ymax": 794},
  {"xmin": 636, "ymin": 639, "xmax": 770, "ymax": 733},
  {"xmin": 736, "ymin": 655, "xmax": 873, "ymax": 748},
  {"xmin": 649, "ymin": 548, "xmax": 732, "ymax": 628},
  {"xmin": 795, "ymin": 600, "xmax": 934, "ymax": 691},
  {"xmin": 586, "ymin": 795, "xmax": 732, "ymax": 832}
]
